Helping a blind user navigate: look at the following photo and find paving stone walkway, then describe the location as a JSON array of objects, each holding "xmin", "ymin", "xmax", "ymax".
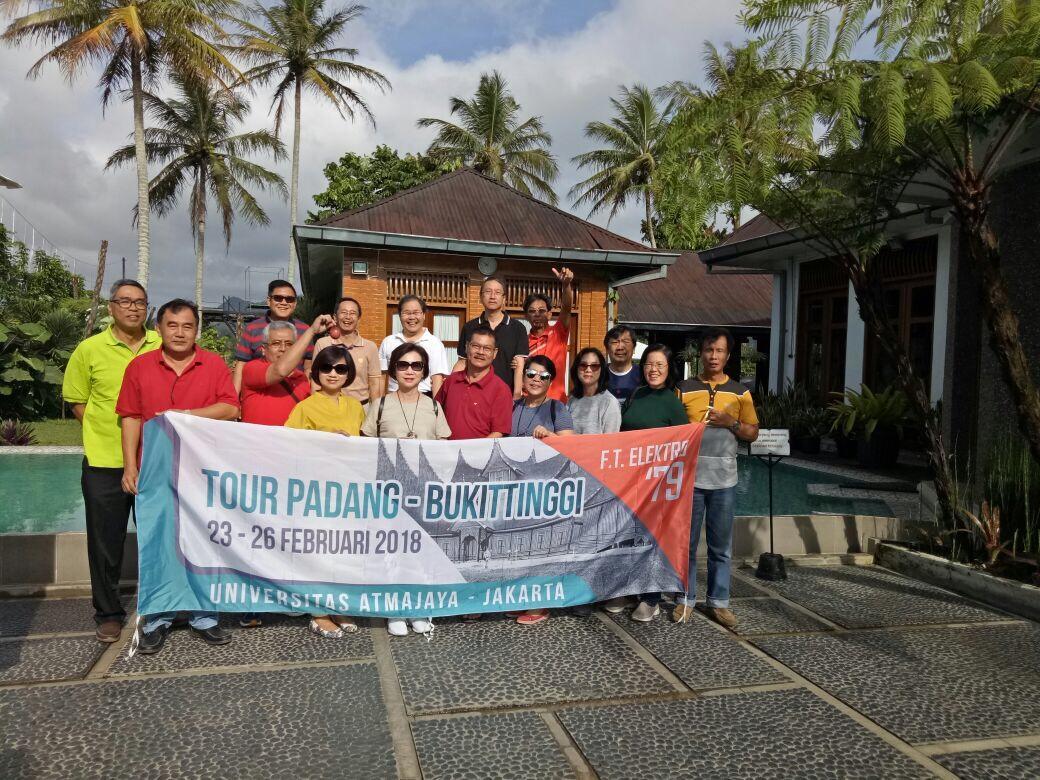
[{"xmin": 1, "ymin": 564, "xmax": 1037, "ymax": 779}]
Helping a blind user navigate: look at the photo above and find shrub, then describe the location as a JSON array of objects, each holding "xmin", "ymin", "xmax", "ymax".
[{"xmin": 0, "ymin": 419, "xmax": 38, "ymax": 446}]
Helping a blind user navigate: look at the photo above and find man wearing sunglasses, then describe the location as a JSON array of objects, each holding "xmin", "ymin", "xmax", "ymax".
[
  {"xmin": 232, "ymin": 279, "xmax": 312, "ymax": 393},
  {"xmin": 522, "ymin": 266, "xmax": 575, "ymax": 402},
  {"xmin": 62, "ymin": 279, "xmax": 160, "ymax": 644}
]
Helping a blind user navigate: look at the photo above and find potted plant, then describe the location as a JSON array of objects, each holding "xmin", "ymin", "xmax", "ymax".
[
  {"xmin": 827, "ymin": 392, "xmax": 861, "ymax": 458},
  {"xmin": 791, "ymin": 406, "xmax": 831, "ymax": 454},
  {"xmin": 833, "ymin": 384, "xmax": 909, "ymax": 468}
]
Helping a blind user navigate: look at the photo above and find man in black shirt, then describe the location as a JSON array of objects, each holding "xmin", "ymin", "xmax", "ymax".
[{"xmin": 455, "ymin": 276, "xmax": 526, "ymax": 398}]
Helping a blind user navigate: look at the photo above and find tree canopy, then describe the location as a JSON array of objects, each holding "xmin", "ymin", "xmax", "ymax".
[{"xmin": 308, "ymin": 145, "xmax": 460, "ymax": 222}]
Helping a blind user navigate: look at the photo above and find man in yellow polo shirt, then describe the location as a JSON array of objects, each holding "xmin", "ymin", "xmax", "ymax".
[{"xmin": 62, "ymin": 279, "xmax": 159, "ymax": 644}]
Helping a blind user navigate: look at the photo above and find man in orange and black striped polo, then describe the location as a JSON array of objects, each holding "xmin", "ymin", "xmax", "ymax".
[{"xmin": 675, "ymin": 327, "xmax": 759, "ymax": 629}]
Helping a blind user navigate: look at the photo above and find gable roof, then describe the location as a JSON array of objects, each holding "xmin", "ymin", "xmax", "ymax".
[
  {"xmin": 619, "ymin": 251, "xmax": 773, "ymax": 327},
  {"xmin": 318, "ymin": 167, "xmax": 651, "ymax": 252}
]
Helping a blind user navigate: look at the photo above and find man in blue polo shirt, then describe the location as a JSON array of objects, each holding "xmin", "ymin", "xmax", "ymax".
[{"xmin": 232, "ymin": 279, "xmax": 311, "ymax": 393}]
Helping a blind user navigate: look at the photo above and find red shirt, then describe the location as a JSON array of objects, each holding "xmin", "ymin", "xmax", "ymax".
[
  {"xmin": 117, "ymin": 349, "xmax": 238, "ymax": 463},
  {"xmin": 435, "ymin": 369, "xmax": 513, "ymax": 440},
  {"xmin": 240, "ymin": 359, "xmax": 310, "ymax": 426},
  {"xmin": 528, "ymin": 319, "xmax": 570, "ymax": 402}
]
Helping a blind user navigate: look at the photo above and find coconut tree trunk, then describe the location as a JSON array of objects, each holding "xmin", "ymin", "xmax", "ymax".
[
  {"xmin": 845, "ymin": 259, "xmax": 960, "ymax": 527},
  {"xmin": 287, "ymin": 78, "xmax": 302, "ymax": 285},
  {"xmin": 955, "ymin": 193, "xmax": 1040, "ymax": 465},
  {"xmin": 131, "ymin": 51, "xmax": 151, "ymax": 287},
  {"xmin": 644, "ymin": 189, "xmax": 657, "ymax": 248},
  {"xmin": 195, "ymin": 204, "xmax": 206, "ymax": 312}
]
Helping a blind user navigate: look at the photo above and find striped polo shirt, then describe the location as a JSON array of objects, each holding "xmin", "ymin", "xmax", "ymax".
[
  {"xmin": 234, "ymin": 313, "xmax": 312, "ymax": 363},
  {"xmin": 678, "ymin": 376, "xmax": 759, "ymax": 489}
]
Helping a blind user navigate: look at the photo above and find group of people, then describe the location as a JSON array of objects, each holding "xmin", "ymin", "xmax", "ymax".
[{"xmin": 62, "ymin": 268, "xmax": 758, "ymax": 656}]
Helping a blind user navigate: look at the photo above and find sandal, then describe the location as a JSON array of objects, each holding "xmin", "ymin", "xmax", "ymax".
[
  {"xmin": 333, "ymin": 617, "xmax": 359, "ymax": 633},
  {"xmin": 517, "ymin": 609, "xmax": 549, "ymax": 626},
  {"xmin": 309, "ymin": 619, "xmax": 343, "ymax": 639}
]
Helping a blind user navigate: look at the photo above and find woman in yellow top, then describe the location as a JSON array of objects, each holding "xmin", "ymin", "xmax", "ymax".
[{"xmin": 284, "ymin": 343, "xmax": 364, "ymax": 638}]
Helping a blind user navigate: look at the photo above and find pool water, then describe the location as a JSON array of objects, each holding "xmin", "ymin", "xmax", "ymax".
[
  {"xmin": 0, "ymin": 453, "xmax": 891, "ymax": 534},
  {"xmin": 0, "ymin": 454, "xmax": 86, "ymax": 534}
]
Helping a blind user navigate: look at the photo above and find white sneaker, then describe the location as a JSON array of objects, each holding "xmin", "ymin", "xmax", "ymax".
[
  {"xmin": 387, "ymin": 619, "xmax": 409, "ymax": 637},
  {"xmin": 410, "ymin": 619, "xmax": 432, "ymax": 633},
  {"xmin": 631, "ymin": 601, "xmax": 660, "ymax": 622}
]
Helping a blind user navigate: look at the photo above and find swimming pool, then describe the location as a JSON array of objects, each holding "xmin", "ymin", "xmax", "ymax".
[{"xmin": 0, "ymin": 453, "xmax": 893, "ymax": 534}]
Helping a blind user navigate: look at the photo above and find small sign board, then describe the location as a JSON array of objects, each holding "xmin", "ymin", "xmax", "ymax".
[{"xmin": 749, "ymin": 429, "xmax": 790, "ymax": 457}]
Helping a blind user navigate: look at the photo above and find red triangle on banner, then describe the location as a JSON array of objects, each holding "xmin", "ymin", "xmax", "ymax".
[{"xmin": 544, "ymin": 424, "xmax": 704, "ymax": 584}]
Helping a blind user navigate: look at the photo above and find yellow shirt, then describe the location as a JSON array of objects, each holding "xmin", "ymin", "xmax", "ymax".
[
  {"xmin": 61, "ymin": 326, "xmax": 161, "ymax": 467},
  {"xmin": 284, "ymin": 392, "xmax": 364, "ymax": 435}
]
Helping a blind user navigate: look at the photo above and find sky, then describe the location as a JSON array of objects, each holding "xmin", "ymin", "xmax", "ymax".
[{"xmin": 0, "ymin": 0, "xmax": 747, "ymax": 308}]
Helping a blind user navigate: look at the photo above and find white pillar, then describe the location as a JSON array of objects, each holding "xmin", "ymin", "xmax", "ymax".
[
  {"xmin": 844, "ymin": 280, "xmax": 865, "ymax": 391},
  {"xmin": 930, "ymin": 226, "xmax": 952, "ymax": 404}
]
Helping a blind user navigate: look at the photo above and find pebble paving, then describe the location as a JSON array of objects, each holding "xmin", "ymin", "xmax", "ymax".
[
  {"xmin": 609, "ymin": 611, "xmax": 788, "ymax": 690},
  {"xmin": 0, "ymin": 636, "xmax": 104, "ymax": 685},
  {"xmin": 0, "ymin": 664, "xmax": 396, "ymax": 779},
  {"xmin": 0, "ymin": 596, "xmax": 131, "ymax": 637},
  {"xmin": 412, "ymin": 711, "xmax": 576, "ymax": 779},
  {"xmin": 761, "ymin": 565, "xmax": 1008, "ymax": 628},
  {"xmin": 936, "ymin": 746, "xmax": 1040, "ymax": 779},
  {"xmin": 389, "ymin": 614, "xmax": 672, "ymax": 714},
  {"xmin": 558, "ymin": 688, "xmax": 933, "ymax": 779},
  {"xmin": 754, "ymin": 623, "xmax": 1040, "ymax": 743},
  {"xmin": 726, "ymin": 598, "xmax": 834, "ymax": 636},
  {"xmin": 108, "ymin": 615, "xmax": 374, "ymax": 676}
]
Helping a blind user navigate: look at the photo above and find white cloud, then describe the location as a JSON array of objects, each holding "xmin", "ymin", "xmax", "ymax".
[{"xmin": 0, "ymin": 0, "xmax": 745, "ymax": 307}]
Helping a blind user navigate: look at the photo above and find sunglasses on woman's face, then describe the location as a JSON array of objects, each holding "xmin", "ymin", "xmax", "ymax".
[
  {"xmin": 395, "ymin": 360, "xmax": 425, "ymax": 372},
  {"xmin": 578, "ymin": 362, "xmax": 601, "ymax": 371},
  {"xmin": 321, "ymin": 364, "xmax": 350, "ymax": 375},
  {"xmin": 524, "ymin": 370, "xmax": 552, "ymax": 380}
]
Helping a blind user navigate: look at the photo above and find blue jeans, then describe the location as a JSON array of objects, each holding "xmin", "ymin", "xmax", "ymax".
[
  {"xmin": 678, "ymin": 486, "xmax": 736, "ymax": 608},
  {"xmin": 143, "ymin": 612, "xmax": 218, "ymax": 633}
]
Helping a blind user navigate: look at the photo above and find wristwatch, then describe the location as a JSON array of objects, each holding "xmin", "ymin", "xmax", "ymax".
[{"xmin": 729, "ymin": 420, "xmax": 740, "ymax": 435}]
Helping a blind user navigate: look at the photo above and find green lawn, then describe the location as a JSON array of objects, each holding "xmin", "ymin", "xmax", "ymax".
[{"xmin": 31, "ymin": 418, "xmax": 83, "ymax": 446}]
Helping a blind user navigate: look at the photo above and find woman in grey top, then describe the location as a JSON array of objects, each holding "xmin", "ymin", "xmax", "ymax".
[{"xmin": 568, "ymin": 347, "xmax": 622, "ymax": 435}]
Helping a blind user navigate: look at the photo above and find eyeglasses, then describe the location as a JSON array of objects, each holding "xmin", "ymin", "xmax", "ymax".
[
  {"xmin": 270, "ymin": 294, "xmax": 297, "ymax": 303},
  {"xmin": 395, "ymin": 360, "xmax": 425, "ymax": 372},
  {"xmin": 469, "ymin": 344, "xmax": 495, "ymax": 354},
  {"xmin": 111, "ymin": 298, "xmax": 148, "ymax": 310},
  {"xmin": 644, "ymin": 362, "xmax": 669, "ymax": 371},
  {"xmin": 525, "ymin": 370, "xmax": 552, "ymax": 380},
  {"xmin": 578, "ymin": 362, "xmax": 601, "ymax": 371},
  {"xmin": 320, "ymin": 364, "xmax": 350, "ymax": 375}
]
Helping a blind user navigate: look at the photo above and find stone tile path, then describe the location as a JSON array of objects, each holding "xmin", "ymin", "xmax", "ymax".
[{"xmin": 1, "ymin": 564, "xmax": 1037, "ymax": 779}]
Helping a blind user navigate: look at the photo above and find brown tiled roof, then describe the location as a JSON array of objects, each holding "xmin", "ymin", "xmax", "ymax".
[
  {"xmin": 318, "ymin": 167, "xmax": 652, "ymax": 252},
  {"xmin": 717, "ymin": 213, "xmax": 783, "ymax": 246},
  {"xmin": 619, "ymin": 251, "xmax": 772, "ymax": 327}
]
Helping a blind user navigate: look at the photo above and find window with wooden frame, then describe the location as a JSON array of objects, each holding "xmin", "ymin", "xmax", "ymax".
[
  {"xmin": 796, "ymin": 259, "xmax": 848, "ymax": 397},
  {"xmin": 863, "ymin": 236, "xmax": 938, "ymax": 395},
  {"xmin": 384, "ymin": 269, "xmax": 468, "ymax": 349}
]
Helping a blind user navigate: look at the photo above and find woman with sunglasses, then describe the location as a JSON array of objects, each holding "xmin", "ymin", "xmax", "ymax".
[
  {"xmin": 568, "ymin": 347, "xmax": 622, "ymax": 436},
  {"xmin": 362, "ymin": 342, "xmax": 451, "ymax": 637},
  {"xmin": 616, "ymin": 343, "xmax": 688, "ymax": 623},
  {"xmin": 511, "ymin": 355, "xmax": 574, "ymax": 626},
  {"xmin": 284, "ymin": 344, "xmax": 365, "ymax": 638}
]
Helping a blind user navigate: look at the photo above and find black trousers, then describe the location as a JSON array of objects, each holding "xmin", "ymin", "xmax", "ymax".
[{"xmin": 81, "ymin": 459, "xmax": 133, "ymax": 624}]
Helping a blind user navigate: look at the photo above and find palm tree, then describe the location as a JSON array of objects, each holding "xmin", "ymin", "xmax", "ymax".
[
  {"xmin": 418, "ymin": 71, "xmax": 559, "ymax": 204},
  {"xmin": 1, "ymin": 0, "xmax": 241, "ymax": 288},
  {"xmin": 569, "ymin": 85, "xmax": 671, "ymax": 248},
  {"xmin": 233, "ymin": 0, "xmax": 389, "ymax": 284},
  {"xmin": 106, "ymin": 76, "xmax": 287, "ymax": 307}
]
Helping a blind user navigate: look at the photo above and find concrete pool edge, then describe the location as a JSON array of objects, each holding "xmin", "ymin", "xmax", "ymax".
[
  {"xmin": 0, "ymin": 514, "xmax": 911, "ymax": 594},
  {"xmin": 0, "ymin": 445, "xmax": 84, "ymax": 455}
]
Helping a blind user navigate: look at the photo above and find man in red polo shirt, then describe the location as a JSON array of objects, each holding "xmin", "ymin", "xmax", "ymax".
[
  {"xmin": 436, "ymin": 326, "xmax": 512, "ymax": 440},
  {"xmin": 117, "ymin": 298, "xmax": 239, "ymax": 655},
  {"xmin": 522, "ymin": 266, "xmax": 574, "ymax": 402},
  {"xmin": 240, "ymin": 315, "xmax": 333, "ymax": 426}
]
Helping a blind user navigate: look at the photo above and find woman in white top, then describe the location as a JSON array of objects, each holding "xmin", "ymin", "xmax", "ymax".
[
  {"xmin": 362, "ymin": 342, "xmax": 451, "ymax": 636},
  {"xmin": 378, "ymin": 295, "xmax": 450, "ymax": 396}
]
